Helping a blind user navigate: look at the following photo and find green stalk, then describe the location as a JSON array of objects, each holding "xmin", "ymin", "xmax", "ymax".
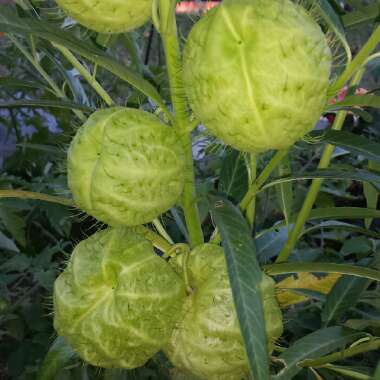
[
  {"xmin": 299, "ymin": 339, "xmax": 380, "ymax": 368},
  {"xmin": 328, "ymin": 25, "xmax": 380, "ymax": 96},
  {"xmin": 52, "ymin": 43, "xmax": 115, "ymax": 107},
  {"xmin": 153, "ymin": 218, "xmax": 174, "ymax": 244},
  {"xmin": 246, "ymin": 153, "xmax": 257, "ymax": 227},
  {"xmin": 0, "ymin": 189, "xmax": 74, "ymax": 206},
  {"xmin": 210, "ymin": 150, "xmax": 288, "ymax": 244},
  {"xmin": 240, "ymin": 149, "xmax": 288, "ymax": 211},
  {"xmin": 276, "ymin": 69, "xmax": 365, "ymax": 263},
  {"xmin": 133, "ymin": 225, "xmax": 173, "ymax": 253},
  {"xmin": 157, "ymin": 0, "xmax": 204, "ymax": 248},
  {"xmin": 8, "ymin": 35, "xmax": 86, "ymax": 122}
]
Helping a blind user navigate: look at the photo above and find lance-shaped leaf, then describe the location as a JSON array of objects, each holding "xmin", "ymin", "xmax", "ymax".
[
  {"xmin": 218, "ymin": 149, "xmax": 248, "ymax": 203},
  {"xmin": 342, "ymin": 3, "xmax": 380, "ymax": 28},
  {"xmin": 0, "ymin": 8, "xmax": 169, "ymax": 116},
  {"xmin": 0, "ymin": 77, "xmax": 48, "ymax": 91},
  {"xmin": 264, "ymin": 262, "xmax": 380, "ymax": 282},
  {"xmin": 304, "ymin": 0, "xmax": 351, "ymax": 63},
  {"xmin": 364, "ymin": 161, "xmax": 380, "ymax": 229},
  {"xmin": 36, "ymin": 337, "xmax": 76, "ymax": 380},
  {"xmin": 209, "ymin": 195, "xmax": 270, "ymax": 380},
  {"xmin": 275, "ymin": 154, "xmax": 293, "ymax": 226},
  {"xmin": 260, "ymin": 168, "xmax": 380, "ymax": 193},
  {"xmin": 322, "ymin": 258, "xmax": 373, "ymax": 327},
  {"xmin": 310, "ymin": 130, "xmax": 380, "ymax": 166},
  {"xmin": 302, "ymin": 221, "xmax": 380, "ymax": 240},
  {"xmin": 326, "ymin": 94, "xmax": 380, "ymax": 111},
  {"xmin": 0, "ymin": 99, "xmax": 93, "ymax": 111},
  {"xmin": 274, "ymin": 327, "xmax": 363, "ymax": 380}
]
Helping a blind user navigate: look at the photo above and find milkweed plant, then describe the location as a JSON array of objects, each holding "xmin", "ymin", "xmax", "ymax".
[{"xmin": 1, "ymin": 0, "xmax": 380, "ymax": 379}]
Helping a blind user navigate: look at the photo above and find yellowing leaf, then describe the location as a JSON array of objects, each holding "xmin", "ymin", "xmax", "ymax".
[{"xmin": 275, "ymin": 273, "xmax": 341, "ymax": 307}]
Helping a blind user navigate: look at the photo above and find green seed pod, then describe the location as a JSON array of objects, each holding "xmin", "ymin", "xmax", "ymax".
[
  {"xmin": 53, "ymin": 228, "xmax": 186, "ymax": 369},
  {"xmin": 183, "ymin": 0, "xmax": 332, "ymax": 152},
  {"xmin": 166, "ymin": 244, "xmax": 283, "ymax": 380},
  {"xmin": 55, "ymin": 0, "xmax": 152, "ymax": 34},
  {"xmin": 68, "ymin": 107, "xmax": 185, "ymax": 227}
]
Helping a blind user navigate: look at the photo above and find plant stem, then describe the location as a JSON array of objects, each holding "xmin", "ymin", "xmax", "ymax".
[
  {"xmin": 52, "ymin": 43, "xmax": 115, "ymax": 106},
  {"xmin": 8, "ymin": 35, "xmax": 86, "ymax": 122},
  {"xmin": 0, "ymin": 189, "xmax": 74, "ymax": 206},
  {"xmin": 299, "ymin": 339, "xmax": 380, "ymax": 368},
  {"xmin": 182, "ymin": 248, "xmax": 192, "ymax": 293},
  {"xmin": 240, "ymin": 149, "xmax": 288, "ymax": 211},
  {"xmin": 133, "ymin": 225, "xmax": 173, "ymax": 253},
  {"xmin": 264, "ymin": 262, "xmax": 380, "ymax": 282},
  {"xmin": 276, "ymin": 120, "xmax": 344, "ymax": 263},
  {"xmin": 153, "ymin": 218, "xmax": 174, "ymax": 244},
  {"xmin": 209, "ymin": 150, "xmax": 288, "ymax": 245},
  {"xmin": 157, "ymin": 0, "xmax": 204, "ymax": 248},
  {"xmin": 246, "ymin": 153, "xmax": 257, "ymax": 227},
  {"xmin": 328, "ymin": 25, "xmax": 380, "ymax": 96},
  {"xmin": 276, "ymin": 69, "xmax": 366, "ymax": 263}
]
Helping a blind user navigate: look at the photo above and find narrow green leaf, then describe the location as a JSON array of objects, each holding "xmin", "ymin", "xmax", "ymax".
[
  {"xmin": 36, "ymin": 337, "xmax": 76, "ymax": 380},
  {"xmin": 326, "ymin": 94, "xmax": 380, "ymax": 111},
  {"xmin": 364, "ymin": 161, "xmax": 380, "ymax": 229},
  {"xmin": 345, "ymin": 319, "xmax": 380, "ymax": 330},
  {"xmin": 310, "ymin": 130, "xmax": 380, "ymax": 166},
  {"xmin": 218, "ymin": 149, "xmax": 248, "ymax": 203},
  {"xmin": 364, "ymin": 182, "xmax": 378, "ymax": 229},
  {"xmin": 321, "ymin": 259, "xmax": 372, "ymax": 326},
  {"xmin": 0, "ymin": 77, "xmax": 48, "ymax": 91},
  {"xmin": 303, "ymin": 221, "xmax": 380, "ymax": 240},
  {"xmin": 264, "ymin": 262, "xmax": 380, "ymax": 282},
  {"xmin": 0, "ymin": 8, "xmax": 170, "ymax": 117},
  {"xmin": 274, "ymin": 327, "xmax": 362, "ymax": 380},
  {"xmin": 0, "ymin": 207, "xmax": 26, "ymax": 246},
  {"xmin": 209, "ymin": 196, "xmax": 270, "ymax": 380},
  {"xmin": 44, "ymin": 49, "xmax": 90, "ymax": 106},
  {"xmin": 374, "ymin": 357, "xmax": 380, "ymax": 380},
  {"xmin": 306, "ymin": 207, "xmax": 380, "ymax": 221},
  {"xmin": 261, "ymin": 169, "xmax": 380, "ymax": 193},
  {"xmin": 256, "ymin": 226, "xmax": 289, "ymax": 263},
  {"xmin": 259, "ymin": 207, "xmax": 380, "ymax": 240},
  {"xmin": 275, "ymin": 155, "xmax": 293, "ymax": 226},
  {"xmin": 342, "ymin": 3, "xmax": 380, "ymax": 28},
  {"xmin": 322, "ymin": 364, "xmax": 371, "ymax": 380},
  {"xmin": 16, "ymin": 143, "xmax": 65, "ymax": 155},
  {"xmin": 306, "ymin": 0, "xmax": 351, "ymax": 63},
  {"xmin": 0, "ymin": 99, "xmax": 93, "ymax": 111},
  {"xmin": 328, "ymin": 25, "xmax": 380, "ymax": 96},
  {"xmin": 0, "ymin": 230, "xmax": 19, "ymax": 252}
]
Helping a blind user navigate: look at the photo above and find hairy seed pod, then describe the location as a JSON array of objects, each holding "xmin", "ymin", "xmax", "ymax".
[
  {"xmin": 67, "ymin": 107, "xmax": 185, "ymax": 227},
  {"xmin": 183, "ymin": 0, "xmax": 332, "ymax": 152},
  {"xmin": 55, "ymin": 0, "xmax": 152, "ymax": 34},
  {"xmin": 166, "ymin": 244, "xmax": 283, "ymax": 380},
  {"xmin": 53, "ymin": 228, "xmax": 186, "ymax": 369}
]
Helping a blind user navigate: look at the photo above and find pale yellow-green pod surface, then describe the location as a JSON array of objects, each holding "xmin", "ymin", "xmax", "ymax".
[
  {"xmin": 53, "ymin": 228, "xmax": 186, "ymax": 369},
  {"xmin": 67, "ymin": 107, "xmax": 185, "ymax": 227},
  {"xmin": 183, "ymin": 0, "xmax": 332, "ymax": 152},
  {"xmin": 166, "ymin": 244, "xmax": 283, "ymax": 380},
  {"xmin": 55, "ymin": 0, "xmax": 152, "ymax": 34}
]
